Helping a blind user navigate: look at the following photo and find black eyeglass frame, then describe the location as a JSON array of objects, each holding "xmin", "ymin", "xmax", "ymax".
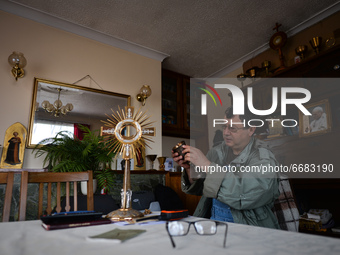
[
  {"xmin": 222, "ymin": 124, "xmax": 248, "ymax": 133},
  {"xmin": 165, "ymin": 220, "xmax": 228, "ymax": 248}
]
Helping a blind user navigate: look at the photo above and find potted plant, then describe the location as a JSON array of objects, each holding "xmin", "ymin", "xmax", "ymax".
[{"xmin": 33, "ymin": 125, "xmax": 116, "ymax": 194}]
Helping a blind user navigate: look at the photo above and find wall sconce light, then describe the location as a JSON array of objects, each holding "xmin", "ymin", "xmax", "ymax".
[
  {"xmin": 136, "ymin": 85, "xmax": 152, "ymax": 106},
  {"xmin": 8, "ymin": 51, "xmax": 27, "ymax": 81}
]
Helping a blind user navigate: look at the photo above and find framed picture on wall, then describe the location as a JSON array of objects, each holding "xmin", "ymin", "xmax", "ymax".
[
  {"xmin": 0, "ymin": 122, "xmax": 27, "ymax": 169},
  {"xmin": 133, "ymin": 144, "xmax": 146, "ymax": 170},
  {"xmin": 299, "ymin": 99, "xmax": 332, "ymax": 137}
]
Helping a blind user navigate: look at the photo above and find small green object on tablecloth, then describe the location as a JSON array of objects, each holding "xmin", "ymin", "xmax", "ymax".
[{"xmin": 88, "ymin": 228, "xmax": 146, "ymax": 243}]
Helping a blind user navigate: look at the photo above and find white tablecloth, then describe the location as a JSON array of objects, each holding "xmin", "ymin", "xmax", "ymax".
[{"xmin": 1, "ymin": 218, "xmax": 340, "ymax": 255}]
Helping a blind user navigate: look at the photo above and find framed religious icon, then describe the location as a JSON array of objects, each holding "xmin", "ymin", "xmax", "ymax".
[
  {"xmin": 0, "ymin": 122, "xmax": 27, "ymax": 169},
  {"xmin": 299, "ymin": 99, "xmax": 332, "ymax": 137},
  {"xmin": 133, "ymin": 144, "xmax": 146, "ymax": 170}
]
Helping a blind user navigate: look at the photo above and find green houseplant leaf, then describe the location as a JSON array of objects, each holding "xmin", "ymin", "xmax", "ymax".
[{"xmin": 33, "ymin": 125, "xmax": 116, "ymax": 192}]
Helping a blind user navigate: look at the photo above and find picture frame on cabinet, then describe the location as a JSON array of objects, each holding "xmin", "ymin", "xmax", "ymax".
[{"xmin": 299, "ymin": 99, "xmax": 332, "ymax": 137}]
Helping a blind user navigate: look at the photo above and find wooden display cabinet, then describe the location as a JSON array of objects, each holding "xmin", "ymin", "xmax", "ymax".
[
  {"xmin": 161, "ymin": 69, "xmax": 183, "ymax": 134},
  {"xmin": 245, "ymin": 45, "xmax": 340, "ymax": 237},
  {"xmin": 162, "ymin": 69, "xmax": 207, "ymax": 139}
]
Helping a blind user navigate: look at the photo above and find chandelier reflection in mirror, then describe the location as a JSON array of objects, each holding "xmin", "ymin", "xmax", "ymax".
[
  {"xmin": 41, "ymin": 88, "xmax": 74, "ymax": 117},
  {"xmin": 101, "ymin": 106, "xmax": 155, "ymax": 221}
]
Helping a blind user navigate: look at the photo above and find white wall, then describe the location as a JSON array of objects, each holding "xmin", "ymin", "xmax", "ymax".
[{"xmin": 0, "ymin": 11, "xmax": 162, "ymax": 169}]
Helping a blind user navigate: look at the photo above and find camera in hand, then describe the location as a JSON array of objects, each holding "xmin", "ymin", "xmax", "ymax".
[{"xmin": 172, "ymin": 141, "xmax": 189, "ymax": 164}]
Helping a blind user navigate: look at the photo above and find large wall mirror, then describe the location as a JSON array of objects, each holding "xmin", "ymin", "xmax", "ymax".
[{"xmin": 27, "ymin": 78, "xmax": 131, "ymax": 148}]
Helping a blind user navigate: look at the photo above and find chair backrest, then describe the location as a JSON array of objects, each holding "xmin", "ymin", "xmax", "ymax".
[
  {"xmin": 0, "ymin": 172, "xmax": 15, "ymax": 222},
  {"xmin": 273, "ymin": 174, "xmax": 300, "ymax": 232},
  {"xmin": 18, "ymin": 171, "xmax": 94, "ymax": 221}
]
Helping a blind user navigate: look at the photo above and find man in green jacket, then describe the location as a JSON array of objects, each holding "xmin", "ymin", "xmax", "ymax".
[{"xmin": 173, "ymin": 107, "xmax": 280, "ymax": 229}]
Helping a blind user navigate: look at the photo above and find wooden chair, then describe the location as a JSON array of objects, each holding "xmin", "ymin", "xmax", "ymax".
[
  {"xmin": 18, "ymin": 171, "xmax": 94, "ymax": 221},
  {"xmin": 273, "ymin": 174, "xmax": 300, "ymax": 232},
  {"xmin": 0, "ymin": 172, "xmax": 15, "ymax": 222}
]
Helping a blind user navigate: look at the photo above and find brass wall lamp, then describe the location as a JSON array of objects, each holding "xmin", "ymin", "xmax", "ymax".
[
  {"xmin": 8, "ymin": 51, "xmax": 27, "ymax": 81},
  {"xmin": 136, "ymin": 85, "xmax": 152, "ymax": 106}
]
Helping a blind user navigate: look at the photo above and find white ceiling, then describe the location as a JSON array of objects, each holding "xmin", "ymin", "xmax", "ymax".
[{"xmin": 2, "ymin": 0, "xmax": 340, "ymax": 77}]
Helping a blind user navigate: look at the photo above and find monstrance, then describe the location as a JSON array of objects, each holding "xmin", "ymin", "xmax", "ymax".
[
  {"xmin": 269, "ymin": 23, "xmax": 287, "ymax": 73},
  {"xmin": 101, "ymin": 106, "xmax": 155, "ymax": 221}
]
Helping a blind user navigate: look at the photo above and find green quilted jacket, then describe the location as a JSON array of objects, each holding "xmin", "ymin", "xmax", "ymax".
[{"xmin": 181, "ymin": 137, "xmax": 280, "ymax": 229}]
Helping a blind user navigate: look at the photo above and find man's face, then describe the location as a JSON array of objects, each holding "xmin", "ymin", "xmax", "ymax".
[
  {"xmin": 223, "ymin": 115, "xmax": 255, "ymax": 154},
  {"xmin": 312, "ymin": 110, "xmax": 322, "ymax": 120}
]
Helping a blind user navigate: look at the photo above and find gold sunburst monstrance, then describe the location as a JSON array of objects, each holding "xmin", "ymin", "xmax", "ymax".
[{"xmin": 100, "ymin": 106, "xmax": 155, "ymax": 221}]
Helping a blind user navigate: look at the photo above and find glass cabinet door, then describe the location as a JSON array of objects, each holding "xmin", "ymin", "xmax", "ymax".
[
  {"xmin": 184, "ymin": 78, "xmax": 205, "ymax": 132},
  {"xmin": 162, "ymin": 72, "xmax": 182, "ymax": 130},
  {"xmin": 162, "ymin": 70, "xmax": 208, "ymax": 138},
  {"xmin": 183, "ymin": 77, "xmax": 190, "ymax": 130}
]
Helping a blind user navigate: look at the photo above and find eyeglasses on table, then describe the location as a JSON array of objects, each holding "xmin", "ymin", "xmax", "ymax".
[{"xmin": 165, "ymin": 220, "xmax": 228, "ymax": 248}]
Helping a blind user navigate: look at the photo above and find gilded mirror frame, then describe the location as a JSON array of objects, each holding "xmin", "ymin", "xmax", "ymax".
[{"xmin": 27, "ymin": 78, "xmax": 131, "ymax": 148}]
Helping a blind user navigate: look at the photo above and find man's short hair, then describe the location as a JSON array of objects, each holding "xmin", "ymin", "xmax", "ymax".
[
  {"xmin": 312, "ymin": 106, "xmax": 323, "ymax": 113},
  {"xmin": 224, "ymin": 106, "xmax": 258, "ymax": 128}
]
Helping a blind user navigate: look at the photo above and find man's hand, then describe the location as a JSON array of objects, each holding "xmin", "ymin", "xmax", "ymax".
[
  {"xmin": 172, "ymin": 148, "xmax": 190, "ymax": 170},
  {"xmin": 172, "ymin": 145, "xmax": 210, "ymax": 184},
  {"xmin": 181, "ymin": 145, "xmax": 211, "ymax": 167}
]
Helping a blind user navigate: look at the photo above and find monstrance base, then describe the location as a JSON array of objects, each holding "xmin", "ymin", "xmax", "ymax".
[{"xmin": 106, "ymin": 208, "xmax": 144, "ymax": 221}]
